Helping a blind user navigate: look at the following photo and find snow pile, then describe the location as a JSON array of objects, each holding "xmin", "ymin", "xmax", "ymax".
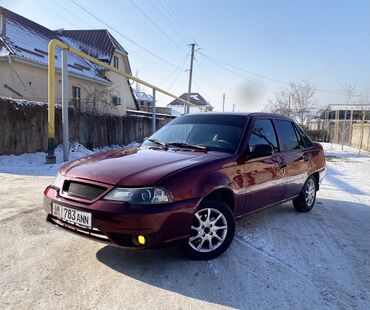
[{"xmin": 0, "ymin": 142, "xmax": 139, "ymax": 176}]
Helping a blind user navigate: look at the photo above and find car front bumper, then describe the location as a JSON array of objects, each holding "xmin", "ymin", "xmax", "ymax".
[{"xmin": 44, "ymin": 186, "xmax": 200, "ymax": 248}]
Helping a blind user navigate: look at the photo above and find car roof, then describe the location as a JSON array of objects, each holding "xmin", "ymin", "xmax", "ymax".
[{"xmin": 183, "ymin": 112, "xmax": 293, "ymax": 121}]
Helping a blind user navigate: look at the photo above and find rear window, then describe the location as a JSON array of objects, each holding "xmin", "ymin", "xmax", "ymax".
[{"xmin": 274, "ymin": 120, "xmax": 300, "ymax": 151}]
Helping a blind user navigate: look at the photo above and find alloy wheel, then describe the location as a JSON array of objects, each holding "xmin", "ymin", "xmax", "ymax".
[
  {"xmin": 188, "ymin": 208, "xmax": 228, "ymax": 253},
  {"xmin": 305, "ymin": 179, "xmax": 316, "ymax": 207}
]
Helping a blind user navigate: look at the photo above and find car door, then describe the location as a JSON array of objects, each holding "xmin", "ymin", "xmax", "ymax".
[
  {"xmin": 273, "ymin": 119, "xmax": 309, "ymax": 199},
  {"xmin": 243, "ymin": 118, "xmax": 286, "ymax": 213}
]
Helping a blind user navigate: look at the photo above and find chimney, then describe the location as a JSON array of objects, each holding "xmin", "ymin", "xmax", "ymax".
[{"xmin": 0, "ymin": 8, "xmax": 6, "ymax": 36}]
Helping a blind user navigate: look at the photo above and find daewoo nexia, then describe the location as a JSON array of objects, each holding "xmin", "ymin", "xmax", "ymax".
[{"xmin": 44, "ymin": 113, "xmax": 325, "ymax": 260}]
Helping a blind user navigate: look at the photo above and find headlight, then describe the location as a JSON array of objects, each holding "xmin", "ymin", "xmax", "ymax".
[
  {"xmin": 104, "ymin": 187, "xmax": 173, "ymax": 204},
  {"xmin": 52, "ymin": 172, "xmax": 65, "ymax": 189}
]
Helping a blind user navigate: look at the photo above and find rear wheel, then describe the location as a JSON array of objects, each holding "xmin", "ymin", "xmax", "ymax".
[
  {"xmin": 293, "ymin": 176, "xmax": 317, "ymax": 212},
  {"xmin": 182, "ymin": 200, "xmax": 235, "ymax": 260}
]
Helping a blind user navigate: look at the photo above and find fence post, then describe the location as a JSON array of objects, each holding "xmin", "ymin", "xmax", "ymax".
[
  {"xmin": 341, "ymin": 105, "xmax": 348, "ymax": 150},
  {"xmin": 359, "ymin": 109, "xmax": 365, "ymax": 154},
  {"xmin": 335, "ymin": 110, "xmax": 340, "ymax": 144},
  {"xmin": 152, "ymin": 88, "xmax": 156, "ymax": 134},
  {"xmin": 349, "ymin": 109, "xmax": 353, "ymax": 147}
]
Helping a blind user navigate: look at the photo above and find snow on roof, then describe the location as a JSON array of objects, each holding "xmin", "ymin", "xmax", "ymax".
[
  {"xmin": 168, "ymin": 92, "xmax": 213, "ymax": 110},
  {"xmin": 58, "ymin": 29, "xmax": 127, "ymax": 64},
  {"xmin": 133, "ymin": 90, "xmax": 153, "ymax": 102},
  {"xmin": 0, "ymin": 7, "xmax": 109, "ymax": 83}
]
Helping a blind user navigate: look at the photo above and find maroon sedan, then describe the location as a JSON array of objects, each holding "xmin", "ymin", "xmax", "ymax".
[{"xmin": 44, "ymin": 113, "xmax": 325, "ymax": 260}]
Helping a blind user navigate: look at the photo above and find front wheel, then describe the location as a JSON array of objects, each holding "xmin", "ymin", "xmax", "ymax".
[
  {"xmin": 293, "ymin": 176, "xmax": 317, "ymax": 212},
  {"xmin": 182, "ymin": 200, "xmax": 235, "ymax": 260}
]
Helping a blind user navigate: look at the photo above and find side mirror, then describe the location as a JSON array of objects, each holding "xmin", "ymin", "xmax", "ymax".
[{"xmin": 247, "ymin": 144, "xmax": 273, "ymax": 160}]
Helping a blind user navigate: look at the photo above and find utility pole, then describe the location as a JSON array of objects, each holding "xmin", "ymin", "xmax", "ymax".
[
  {"xmin": 222, "ymin": 93, "xmax": 226, "ymax": 112},
  {"xmin": 185, "ymin": 43, "xmax": 197, "ymax": 114},
  {"xmin": 232, "ymin": 103, "xmax": 235, "ymax": 112}
]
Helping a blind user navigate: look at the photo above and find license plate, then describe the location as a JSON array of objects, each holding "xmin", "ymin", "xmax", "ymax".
[{"xmin": 52, "ymin": 203, "xmax": 92, "ymax": 229}]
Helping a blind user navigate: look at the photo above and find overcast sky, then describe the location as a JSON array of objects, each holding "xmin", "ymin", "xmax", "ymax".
[{"xmin": 2, "ymin": 0, "xmax": 370, "ymax": 111}]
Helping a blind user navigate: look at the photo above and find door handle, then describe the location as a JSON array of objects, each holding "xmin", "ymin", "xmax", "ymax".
[{"xmin": 303, "ymin": 153, "xmax": 309, "ymax": 162}]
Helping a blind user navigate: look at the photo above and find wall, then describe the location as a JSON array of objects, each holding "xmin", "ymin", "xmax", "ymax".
[
  {"xmin": 350, "ymin": 123, "xmax": 370, "ymax": 151},
  {"xmin": 0, "ymin": 57, "xmax": 131, "ymax": 116},
  {"xmin": 0, "ymin": 97, "xmax": 170, "ymax": 155},
  {"xmin": 324, "ymin": 121, "xmax": 370, "ymax": 151},
  {"xmin": 106, "ymin": 51, "xmax": 136, "ymax": 111}
]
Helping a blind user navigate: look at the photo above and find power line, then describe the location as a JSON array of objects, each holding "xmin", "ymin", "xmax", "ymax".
[
  {"xmin": 128, "ymin": 0, "xmax": 186, "ymax": 53},
  {"xmin": 34, "ymin": 0, "xmax": 81, "ymax": 28},
  {"xmin": 69, "ymin": 0, "xmax": 180, "ymax": 68},
  {"xmin": 194, "ymin": 57, "xmax": 235, "ymax": 92},
  {"xmin": 167, "ymin": 56, "xmax": 188, "ymax": 92},
  {"xmin": 199, "ymin": 51, "xmax": 368, "ymax": 97},
  {"xmin": 51, "ymin": 0, "xmax": 94, "ymax": 28},
  {"xmin": 159, "ymin": 0, "xmax": 195, "ymax": 43},
  {"xmin": 309, "ymin": 33, "xmax": 370, "ymax": 79},
  {"xmin": 160, "ymin": 52, "xmax": 189, "ymax": 87},
  {"xmin": 148, "ymin": 0, "xmax": 189, "ymax": 45},
  {"xmin": 201, "ymin": 53, "xmax": 276, "ymax": 93}
]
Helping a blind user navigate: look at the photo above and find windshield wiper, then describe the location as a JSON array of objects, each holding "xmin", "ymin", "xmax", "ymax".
[
  {"xmin": 167, "ymin": 142, "xmax": 208, "ymax": 151},
  {"xmin": 148, "ymin": 138, "xmax": 168, "ymax": 148}
]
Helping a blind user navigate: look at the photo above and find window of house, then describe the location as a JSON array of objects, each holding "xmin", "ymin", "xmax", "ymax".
[
  {"xmin": 72, "ymin": 86, "xmax": 81, "ymax": 109},
  {"xmin": 248, "ymin": 119, "xmax": 279, "ymax": 153},
  {"xmin": 274, "ymin": 120, "xmax": 300, "ymax": 151},
  {"xmin": 113, "ymin": 56, "xmax": 119, "ymax": 69}
]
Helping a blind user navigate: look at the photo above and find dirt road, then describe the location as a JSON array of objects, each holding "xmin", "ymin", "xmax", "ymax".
[{"xmin": 0, "ymin": 148, "xmax": 369, "ymax": 309}]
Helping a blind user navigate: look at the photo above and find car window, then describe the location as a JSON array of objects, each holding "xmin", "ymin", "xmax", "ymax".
[
  {"xmin": 274, "ymin": 120, "xmax": 300, "ymax": 151},
  {"xmin": 248, "ymin": 119, "xmax": 279, "ymax": 153},
  {"xmin": 292, "ymin": 124, "xmax": 305, "ymax": 148},
  {"xmin": 296, "ymin": 125, "xmax": 313, "ymax": 147}
]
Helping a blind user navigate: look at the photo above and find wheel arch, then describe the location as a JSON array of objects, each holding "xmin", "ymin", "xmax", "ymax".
[
  {"xmin": 200, "ymin": 187, "xmax": 235, "ymax": 213},
  {"xmin": 311, "ymin": 171, "xmax": 320, "ymax": 190}
]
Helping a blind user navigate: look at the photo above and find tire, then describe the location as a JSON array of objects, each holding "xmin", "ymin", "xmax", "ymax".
[
  {"xmin": 293, "ymin": 175, "xmax": 317, "ymax": 212},
  {"xmin": 181, "ymin": 200, "xmax": 235, "ymax": 260}
]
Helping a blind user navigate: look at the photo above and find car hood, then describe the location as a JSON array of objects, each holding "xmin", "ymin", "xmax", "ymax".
[{"xmin": 60, "ymin": 147, "xmax": 230, "ymax": 186}]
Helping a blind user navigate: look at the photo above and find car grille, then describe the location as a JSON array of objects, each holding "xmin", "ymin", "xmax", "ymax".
[{"xmin": 63, "ymin": 181, "xmax": 106, "ymax": 200}]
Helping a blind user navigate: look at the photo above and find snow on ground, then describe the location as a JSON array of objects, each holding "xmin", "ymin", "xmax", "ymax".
[
  {"xmin": 320, "ymin": 142, "xmax": 370, "ymax": 205},
  {"xmin": 0, "ymin": 143, "xmax": 369, "ymax": 309},
  {"xmin": 0, "ymin": 142, "xmax": 139, "ymax": 176}
]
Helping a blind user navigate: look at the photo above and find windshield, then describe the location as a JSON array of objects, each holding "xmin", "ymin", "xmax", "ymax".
[{"xmin": 142, "ymin": 114, "xmax": 248, "ymax": 153}]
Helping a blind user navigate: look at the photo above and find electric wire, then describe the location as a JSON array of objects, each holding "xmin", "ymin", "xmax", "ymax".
[{"xmin": 69, "ymin": 0, "xmax": 181, "ymax": 68}]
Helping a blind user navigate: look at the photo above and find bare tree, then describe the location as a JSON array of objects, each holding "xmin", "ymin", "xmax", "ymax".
[
  {"xmin": 82, "ymin": 85, "xmax": 111, "ymax": 115},
  {"xmin": 342, "ymin": 82, "xmax": 356, "ymax": 104},
  {"xmin": 265, "ymin": 81, "xmax": 316, "ymax": 126}
]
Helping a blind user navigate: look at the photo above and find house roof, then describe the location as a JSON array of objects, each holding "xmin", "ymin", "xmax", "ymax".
[
  {"xmin": 58, "ymin": 29, "xmax": 127, "ymax": 64},
  {"xmin": 133, "ymin": 90, "xmax": 153, "ymax": 102},
  {"xmin": 0, "ymin": 7, "xmax": 127, "ymax": 83},
  {"xmin": 168, "ymin": 93, "xmax": 213, "ymax": 109}
]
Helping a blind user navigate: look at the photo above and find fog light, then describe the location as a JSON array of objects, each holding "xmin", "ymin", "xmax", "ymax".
[{"xmin": 137, "ymin": 235, "xmax": 146, "ymax": 245}]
